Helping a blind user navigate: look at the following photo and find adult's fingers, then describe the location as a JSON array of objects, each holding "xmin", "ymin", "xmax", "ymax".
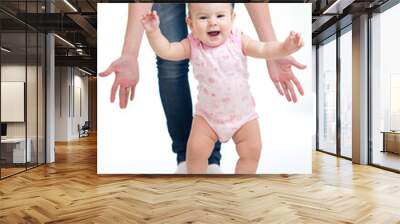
[
  {"xmin": 289, "ymin": 57, "xmax": 307, "ymax": 70},
  {"xmin": 130, "ymin": 85, "xmax": 136, "ymax": 101},
  {"xmin": 291, "ymin": 74, "xmax": 304, "ymax": 96},
  {"xmin": 286, "ymin": 81, "xmax": 297, "ymax": 103},
  {"xmin": 99, "ymin": 64, "xmax": 114, "ymax": 77},
  {"xmin": 273, "ymin": 81, "xmax": 284, "ymax": 96},
  {"xmin": 281, "ymin": 82, "xmax": 291, "ymax": 102},
  {"xmin": 110, "ymin": 81, "xmax": 118, "ymax": 103},
  {"xmin": 119, "ymin": 86, "xmax": 129, "ymax": 109}
]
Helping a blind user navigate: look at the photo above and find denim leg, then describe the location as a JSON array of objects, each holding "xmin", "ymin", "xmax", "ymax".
[{"xmin": 153, "ymin": 3, "xmax": 221, "ymax": 165}]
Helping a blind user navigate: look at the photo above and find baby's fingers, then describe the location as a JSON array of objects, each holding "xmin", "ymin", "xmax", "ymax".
[
  {"xmin": 152, "ymin": 10, "xmax": 160, "ymax": 22},
  {"xmin": 295, "ymin": 33, "xmax": 301, "ymax": 41},
  {"xmin": 298, "ymin": 37, "xmax": 304, "ymax": 48},
  {"xmin": 142, "ymin": 11, "xmax": 153, "ymax": 19},
  {"xmin": 292, "ymin": 33, "xmax": 301, "ymax": 45},
  {"xmin": 140, "ymin": 14, "xmax": 150, "ymax": 22}
]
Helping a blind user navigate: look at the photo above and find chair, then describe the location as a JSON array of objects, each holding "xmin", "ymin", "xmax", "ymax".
[{"xmin": 79, "ymin": 121, "xmax": 90, "ymax": 138}]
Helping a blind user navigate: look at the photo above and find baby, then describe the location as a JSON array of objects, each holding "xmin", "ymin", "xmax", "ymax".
[{"xmin": 141, "ymin": 3, "xmax": 303, "ymax": 174}]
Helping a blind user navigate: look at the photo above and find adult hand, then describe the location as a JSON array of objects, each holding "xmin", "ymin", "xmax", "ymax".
[
  {"xmin": 266, "ymin": 56, "xmax": 306, "ymax": 103},
  {"xmin": 99, "ymin": 55, "xmax": 139, "ymax": 109}
]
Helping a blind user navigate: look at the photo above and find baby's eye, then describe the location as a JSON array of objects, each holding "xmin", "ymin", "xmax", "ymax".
[
  {"xmin": 199, "ymin": 16, "xmax": 208, "ymax": 20},
  {"xmin": 217, "ymin": 14, "xmax": 225, "ymax": 18}
]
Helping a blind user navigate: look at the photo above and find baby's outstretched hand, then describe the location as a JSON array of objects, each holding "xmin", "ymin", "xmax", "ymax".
[
  {"xmin": 283, "ymin": 31, "xmax": 303, "ymax": 54},
  {"xmin": 141, "ymin": 11, "xmax": 160, "ymax": 33}
]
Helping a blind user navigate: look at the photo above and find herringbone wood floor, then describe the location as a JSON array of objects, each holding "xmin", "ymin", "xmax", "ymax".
[{"xmin": 1, "ymin": 134, "xmax": 400, "ymax": 223}]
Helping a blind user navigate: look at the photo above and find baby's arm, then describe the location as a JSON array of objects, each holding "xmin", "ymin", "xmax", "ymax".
[
  {"xmin": 141, "ymin": 11, "xmax": 190, "ymax": 61},
  {"xmin": 242, "ymin": 31, "xmax": 303, "ymax": 60}
]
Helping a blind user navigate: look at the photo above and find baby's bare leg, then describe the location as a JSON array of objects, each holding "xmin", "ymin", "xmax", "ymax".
[
  {"xmin": 187, "ymin": 116, "xmax": 218, "ymax": 174},
  {"xmin": 232, "ymin": 119, "xmax": 262, "ymax": 174}
]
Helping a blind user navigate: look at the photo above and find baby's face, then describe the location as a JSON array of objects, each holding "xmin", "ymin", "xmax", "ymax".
[{"xmin": 187, "ymin": 3, "xmax": 235, "ymax": 47}]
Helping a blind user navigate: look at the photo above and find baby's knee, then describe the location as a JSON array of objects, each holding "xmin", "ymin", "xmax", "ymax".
[
  {"xmin": 241, "ymin": 141, "xmax": 262, "ymax": 161},
  {"xmin": 187, "ymin": 141, "xmax": 210, "ymax": 161}
]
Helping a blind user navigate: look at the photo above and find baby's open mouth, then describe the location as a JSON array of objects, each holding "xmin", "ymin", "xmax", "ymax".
[{"xmin": 207, "ymin": 31, "xmax": 220, "ymax": 37}]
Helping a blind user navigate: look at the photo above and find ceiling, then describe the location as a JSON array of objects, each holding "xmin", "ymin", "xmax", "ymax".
[
  {"xmin": 0, "ymin": 0, "xmax": 396, "ymax": 74},
  {"xmin": 1, "ymin": 0, "xmax": 100, "ymax": 74},
  {"xmin": 309, "ymin": 0, "xmax": 392, "ymax": 44}
]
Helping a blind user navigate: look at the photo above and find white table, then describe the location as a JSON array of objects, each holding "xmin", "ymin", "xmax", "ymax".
[{"xmin": 1, "ymin": 138, "xmax": 31, "ymax": 163}]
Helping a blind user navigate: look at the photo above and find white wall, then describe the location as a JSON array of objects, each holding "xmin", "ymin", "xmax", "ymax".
[
  {"xmin": 1, "ymin": 65, "xmax": 34, "ymax": 138},
  {"xmin": 1, "ymin": 65, "xmax": 26, "ymax": 82},
  {"xmin": 55, "ymin": 67, "xmax": 89, "ymax": 141},
  {"xmin": 72, "ymin": 72, "xmax": 89, "ymax": 138},
  {"xmin": 2, "ymin": 64, "xmax": 46, "ymax": 163},
  {"xmin": 55, "ymin": 67, "xmax": 68, "ymax": 141}
]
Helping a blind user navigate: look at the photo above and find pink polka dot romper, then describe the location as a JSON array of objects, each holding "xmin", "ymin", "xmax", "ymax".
[{"xmin": 188, "ymin": 28, "xmax": 259, "ymax": 143}]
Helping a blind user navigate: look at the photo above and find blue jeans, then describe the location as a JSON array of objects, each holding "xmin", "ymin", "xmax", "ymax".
[{"xmin": 152, "ymin": 3, "xmax": 221, "ymax": 165}]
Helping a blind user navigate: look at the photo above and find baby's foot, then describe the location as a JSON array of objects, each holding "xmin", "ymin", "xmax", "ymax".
[{"xmin": 283, "ymin": 31, "xmax": 303, "ymax": 54}]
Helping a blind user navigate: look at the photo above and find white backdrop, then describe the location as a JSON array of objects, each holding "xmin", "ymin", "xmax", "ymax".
[{"xmin": 98, "ymin": 3, "xmax": 313, "ymax": 174}]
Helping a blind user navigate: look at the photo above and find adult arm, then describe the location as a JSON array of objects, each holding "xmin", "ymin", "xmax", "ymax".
[
  {"xmin": 99, "ymin": 3, "xmax": 153, "ymax": 108},
  {"xmin": 244, "ymin": 3, "xmax": 306, "ymax": 103}
]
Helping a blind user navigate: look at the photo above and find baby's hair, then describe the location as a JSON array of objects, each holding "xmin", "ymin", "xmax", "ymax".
[{"xmin": 187, "ymin": 3, "xmax": 234, "ymax": 17}]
